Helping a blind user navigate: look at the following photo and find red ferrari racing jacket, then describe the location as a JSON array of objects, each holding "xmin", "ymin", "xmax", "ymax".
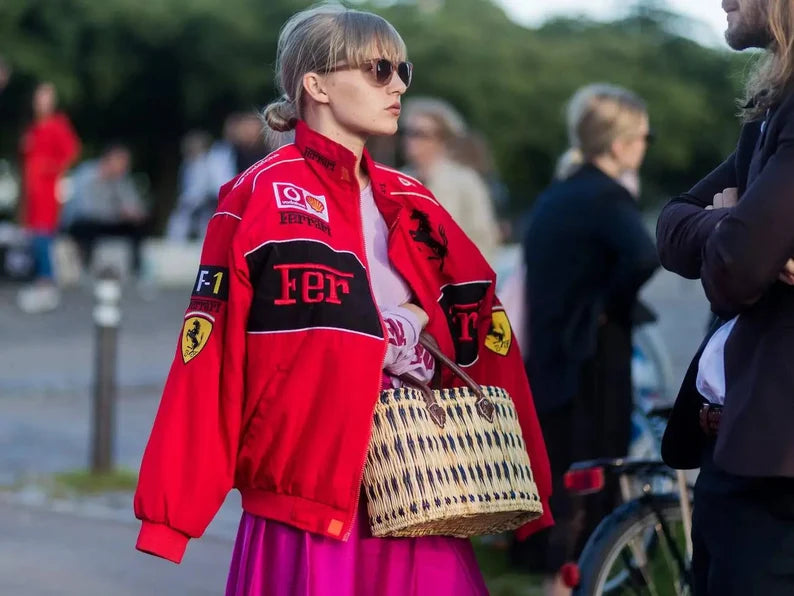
[{"xmin": 134, "ymin": 121, "xmax": 552, "ymax": 563}]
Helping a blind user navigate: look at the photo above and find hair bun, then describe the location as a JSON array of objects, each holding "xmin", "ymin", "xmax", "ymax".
[{"xmin": 263, "ymin": 98, "xmax": 298, "ymax": 133}]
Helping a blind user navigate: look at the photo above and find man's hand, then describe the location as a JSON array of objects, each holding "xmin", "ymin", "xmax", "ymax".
[
  {"xmin": 705, "ymin": 187, "xmax": 739, "ymax": 210},
  {"xmin": 780, "ymin": 259, "xmax": 794, "ymax": 286}
]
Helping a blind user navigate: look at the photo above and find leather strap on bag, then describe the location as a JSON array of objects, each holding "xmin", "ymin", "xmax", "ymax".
[{"xmin": 398, "ymin": 333, "xmax": 495, "ymax": 428}]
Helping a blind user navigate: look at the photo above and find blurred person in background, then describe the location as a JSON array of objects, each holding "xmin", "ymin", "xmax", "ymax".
[
  {"xmin": 166, "ymin": 130, "xmax": 215, "ymax": 241},
  {"xmin": 0, "ymin": 56, "xmax": 10, "ymax": 95},
  {"xmin": 452, "ymin": 129, "xmax": 513, "ymax": 242},
  {"xmin": 17, "ymin": 81, "xmax": 80, "ymax": 313},
  {"xmin": 63, "ymin": 143, "xmax": 148, "ymax": 278},
  {"xmin": 516, "ymin": 84, "xmax": 658, "ymax": 596},
  {"xmin": 233, "ymin": 112, "xmax": 269, "ymax": 172},
  {"xmin": 206, "ymin": 114, "xmax": 240, "ymax": 196},
  {"xmin": 0, "ymin": 56, "xmax": 13, "ymax": 219},
  {"xmin": 133, "ymin": 4, "xmax": 551, "ymax": 592},
  {"xmin": 400, "ymin": 97, "xmax": 501, "ymax": 264}
]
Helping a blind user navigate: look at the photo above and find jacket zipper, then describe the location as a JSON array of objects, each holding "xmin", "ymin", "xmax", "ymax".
[{"xmin": 344, "ymin": 182, "xmax": 389, "ymax": 540}]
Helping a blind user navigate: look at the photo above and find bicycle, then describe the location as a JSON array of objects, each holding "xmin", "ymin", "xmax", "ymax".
[{"xmin": 565, "ymin": 415, "xmax": 694, "ymax": 596}]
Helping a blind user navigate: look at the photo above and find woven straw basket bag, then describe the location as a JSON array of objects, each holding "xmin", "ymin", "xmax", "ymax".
[{"xmin": 363, "ymin": 334, "xmax": 544, "ymax": 538}]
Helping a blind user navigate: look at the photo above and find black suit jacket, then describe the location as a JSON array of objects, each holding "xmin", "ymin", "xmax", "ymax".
[
  {"xmin": 658, "ymin": 93, "xmax": 794, "ymax": 476},
  {"xmin": 524, "ymin": 164, "xmax": 659, "ymax": 412}
]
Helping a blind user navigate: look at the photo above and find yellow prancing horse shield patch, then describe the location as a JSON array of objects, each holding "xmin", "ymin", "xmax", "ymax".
[
  {"xmin": 485, "ymin": 309, "xmax": 512, "ymax": 356},
  {"xmin": 181, "ymin": 315, "xmax": 213, "ymax": 364}
]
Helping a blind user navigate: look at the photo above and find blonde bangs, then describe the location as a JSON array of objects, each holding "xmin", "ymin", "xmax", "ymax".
[{"xmin": 329, "ymin": 10, "xmax": 407, "ymax": 70}]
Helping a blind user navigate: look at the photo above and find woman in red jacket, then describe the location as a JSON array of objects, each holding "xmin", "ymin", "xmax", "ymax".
[
  {"xmin": 17, "ymin": 82, "xmax": 80, "ymax": 313},
  {"xmin": 134, "ymin": 4, "xmax": 552, "ymax": 594}
]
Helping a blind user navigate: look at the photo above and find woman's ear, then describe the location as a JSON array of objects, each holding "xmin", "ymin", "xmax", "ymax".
[{"xmin": 303, "ymin": 72, "xmax": 330, "ymax": 105}]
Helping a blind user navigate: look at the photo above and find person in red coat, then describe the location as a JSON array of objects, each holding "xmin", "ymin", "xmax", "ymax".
[{"xmin": 17, "ymin": 82, "xmax": 80, "ymax": 313}]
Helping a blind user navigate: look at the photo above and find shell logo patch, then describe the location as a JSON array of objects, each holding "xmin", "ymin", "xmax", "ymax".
[
  {"xmin": 306, "ymin": 195, "xmax": 325, "ymax": 214},
  {"xmin": 181, "ymin": 314, "xmax": 213, "ymax": 364},
  {"xmin": 485, "ymin": 309, "xmax": 512, "ymax": 356}
]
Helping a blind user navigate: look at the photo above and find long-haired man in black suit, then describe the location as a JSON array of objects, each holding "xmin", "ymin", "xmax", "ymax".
[{"xmin": 658, "ymin": 1, "xmax": 794, "ymax": 593}]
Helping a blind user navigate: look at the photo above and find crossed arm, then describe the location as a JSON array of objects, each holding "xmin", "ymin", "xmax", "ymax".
[{"xmin": 658, "ymin": 116, "xmax": 794, "ymax": 318}]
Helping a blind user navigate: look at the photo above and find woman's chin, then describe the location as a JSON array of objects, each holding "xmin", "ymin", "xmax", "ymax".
[{"xmin": 374, "ymin": 121, "xmax": 399, "ymax": 137}]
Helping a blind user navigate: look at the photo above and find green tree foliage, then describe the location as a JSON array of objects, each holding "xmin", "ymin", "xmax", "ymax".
[
  {"xmin": 0, "ymin": 0, "xmax": 752, "ymax": 223},
  {"xmin": 0, "ymin": 0, "xmax": 304, "ymax": 222},
  {"xmin": 373, "ymin": 0, "xmax": 749, "ymax": 208}
]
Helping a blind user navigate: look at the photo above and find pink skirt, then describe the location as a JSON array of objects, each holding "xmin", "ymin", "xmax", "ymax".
[{"xmin": 225, "ymin": 502, "xmax": 489, "ymax": 595}]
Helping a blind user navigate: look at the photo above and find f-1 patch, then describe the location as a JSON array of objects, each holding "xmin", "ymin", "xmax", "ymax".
[
  {"xmin": 273, "ymin": 182, "xmax": 330, "ymax": 223},
  {"xmin": 193, "ymin": 265, "xmax": 229, "ymax": 300},
  {"xmin": 485, "ymin": 309, "xmax": 512, "ymax": 356},
  {"xmin": 181, "ymin": 314, "xmax": 213, "ymax": 364}
]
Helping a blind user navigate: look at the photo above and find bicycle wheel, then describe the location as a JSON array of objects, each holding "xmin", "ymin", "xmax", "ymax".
[{"xmin": 575, "ymin": 494, "xmax": 691, "ymax": 596}]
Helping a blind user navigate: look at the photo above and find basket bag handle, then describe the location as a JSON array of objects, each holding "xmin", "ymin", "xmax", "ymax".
[{"xmin": 398, "ymin": 333, "xmax": 496, "ymax": 429}]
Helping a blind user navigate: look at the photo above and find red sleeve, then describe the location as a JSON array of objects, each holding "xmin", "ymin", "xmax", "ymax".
[
  {"xmin": 134, "ymin": 211, "xmax": 251, "ymax": 563},
  {"xmin": 472, "ymin": 304, "xmax": 554, "ymax": 537}
]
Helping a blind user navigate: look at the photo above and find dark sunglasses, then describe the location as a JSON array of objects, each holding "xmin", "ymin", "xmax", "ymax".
[{"xmin": 328, "ymin": 58, "xmax": 413, "ymax": 87}]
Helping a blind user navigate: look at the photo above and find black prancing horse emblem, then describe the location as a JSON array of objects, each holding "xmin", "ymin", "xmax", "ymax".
[
  {"xmin": 409, "ymin": 209, "xmax": 448, "ymax": 271},
  {"xmin": 185, "ymin": 319, "xmax": 202, "ymax": 350}
]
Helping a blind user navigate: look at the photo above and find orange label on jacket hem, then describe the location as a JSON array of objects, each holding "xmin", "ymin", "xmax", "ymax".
[{"xmin": 327, "ymin": 519, "xmax": 344, "ymax": 536}]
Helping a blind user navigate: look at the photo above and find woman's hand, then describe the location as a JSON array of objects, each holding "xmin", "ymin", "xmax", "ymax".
[
  {"xmin": 381, "ymin": 305, "xmax": 434, "ymax": 383},
  {"xmin": 399, "ymin": 302, "xmax": 429, "ymax": 328}
]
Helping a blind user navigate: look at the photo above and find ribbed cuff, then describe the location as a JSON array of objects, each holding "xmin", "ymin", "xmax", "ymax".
[{"xmin": 136, "ymin": 521, "xmax": 190, "ymax": 564}]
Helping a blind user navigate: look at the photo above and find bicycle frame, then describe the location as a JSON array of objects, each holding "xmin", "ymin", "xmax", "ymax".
[
  {"xmin": 643, "ymin": 482, "xmax": 693, "ymax": 590},
  {"xmin": 567, "ymin": 458, "xmax": 695, "ymax": 594}
]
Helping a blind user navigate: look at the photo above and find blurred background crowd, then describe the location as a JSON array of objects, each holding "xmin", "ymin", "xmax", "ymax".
[{"xmin": 0, "ymin": 0, "xmax": 747, "ymax": 309}]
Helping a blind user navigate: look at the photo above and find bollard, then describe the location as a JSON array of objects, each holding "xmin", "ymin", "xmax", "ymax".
[{"xmin": 90, "ymin": 268, "xmax": 122, "ymax": 474}]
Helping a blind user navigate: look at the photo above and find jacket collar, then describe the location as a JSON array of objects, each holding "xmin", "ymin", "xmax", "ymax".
[
  {"xmin": 294, "ymin": 120, "xmax": 363, "ymax": 189},
  {"xmin": 294, "ymin": 120, "xmax": 403, "ymax": 222}
]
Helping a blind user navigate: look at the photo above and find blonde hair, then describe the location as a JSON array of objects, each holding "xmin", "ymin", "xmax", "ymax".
[
  {"xmin": 263, "ymin": 2, "xmax": 406, "ymax": 133},
  {"xmin": 401, "ymin": 96, "xmax": 467, "ymax": 144},
  {"xmin": 556, "ymin": 83, "xmax": 647, "ymax": 180},
  {"xmin": 742, "ymin": 0, "xmax": 794, "ymax": 120}
]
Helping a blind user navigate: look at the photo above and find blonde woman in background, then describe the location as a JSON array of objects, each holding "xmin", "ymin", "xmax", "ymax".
[
  {"xmin": 400, "ymin": 97, "xmax": 501, "ymax": 265},
  {"xmin": 515, "ymin": 84, "xmax": 659, "ymax": 596}
]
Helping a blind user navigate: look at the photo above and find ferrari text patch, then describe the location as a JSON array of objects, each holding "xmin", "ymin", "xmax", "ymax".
[
  {"xmin": 181, "ymin": 314, "xmax": 213, "ymax": 364},
  {"xmin": 438, "ymin": 281, "xmax": 491, "ymax": 367}
]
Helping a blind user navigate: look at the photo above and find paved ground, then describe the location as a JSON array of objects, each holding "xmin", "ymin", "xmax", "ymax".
[
  {"xmin": 0, "ymin": 283, "xmax": 183, "ymax": 395},
  {"xmin": 0, "ymin": 501, "xmax": 230, "ymax": 596},
  {"xmin": 0, "ymin": 259, "xmax": 711, "ymax": 595},
  {"xmin": 0, "ymin": 280, "xmax": 244, "ymax": 595},
  {"xmin": 639, "ymin": 269, "xmax": 710, "ymax": 389}
]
